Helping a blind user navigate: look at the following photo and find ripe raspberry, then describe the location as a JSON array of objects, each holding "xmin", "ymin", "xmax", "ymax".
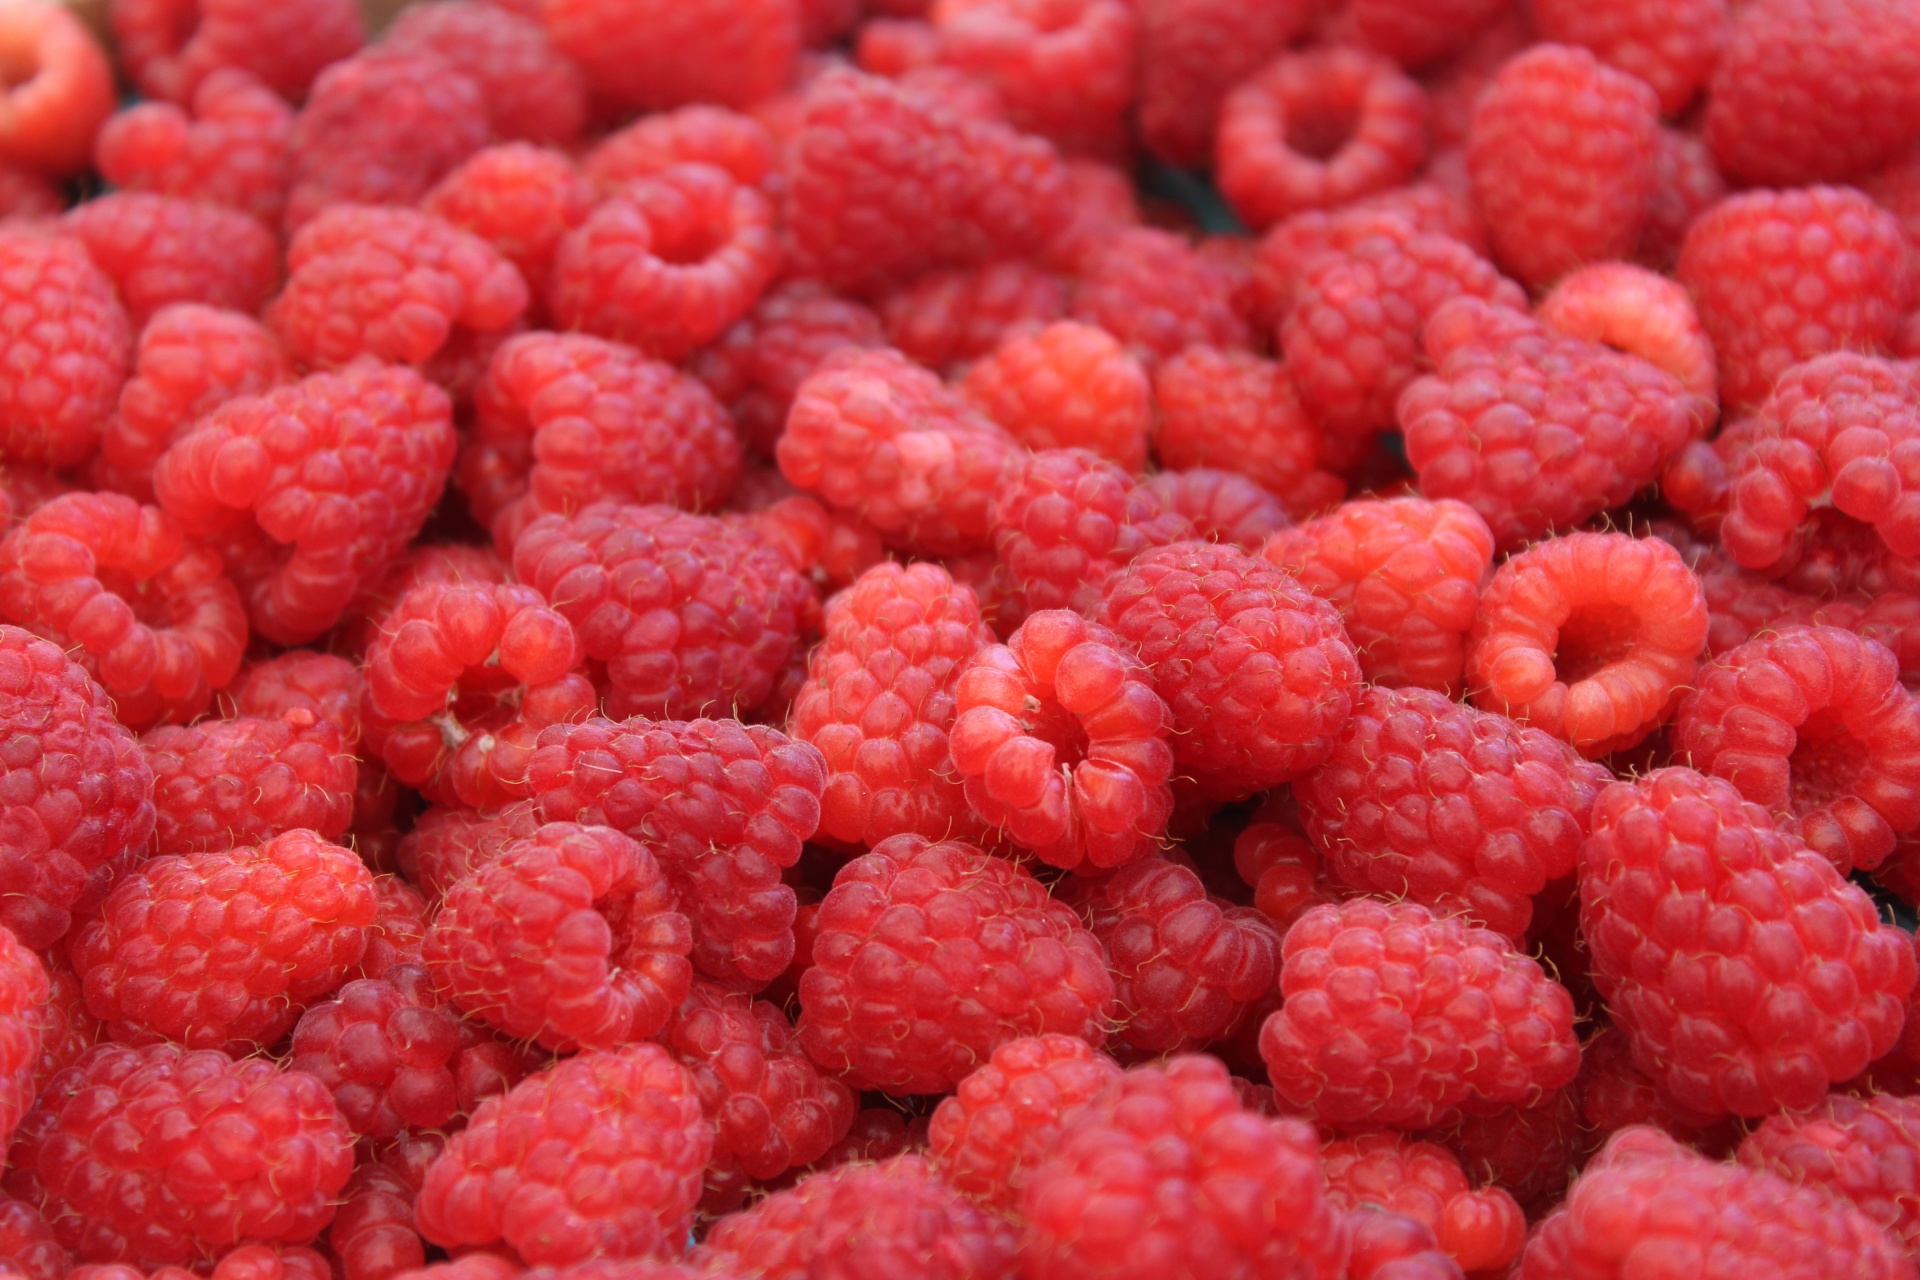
[
  {"xmin": 0, "ymin": 626, "xmax": 152, "ymax": 950},
  {"xmin": 394, "ymin": 805, "xmax": 537, "ymax": 904},
  {"xmin": 0, "ymin": 163, "xmax": 57, "ymax": 220},
  {"xmin": 143, "ymin": 711, "xmax": 354, "ymax": 855},
  {"xmin": 337, "ymin": 543, "xmax": 509, "ymax": 663},
  {"xmin": 109, "ymin": 0, "xmax": 361, "ymax": 103},
  {"xmin": 1340, "ymin": 1210, "xmax": 1462, "ymax": 1280},
  {"xmin": 1674, "ymin": 625, "xmax": 1920, "ymax": 874},
  {"xmin": 689, "ymin": 281, "xmax": 887, "ymax": 457},
  {"xmin": 1134, "ymin": 0, "xmax": 1311, "ymax": 167},
  {"xmin": 1535, "ymin": 261, "xmax": 1719, "ymax": 406},
  {"xmin": 1262, "ymin": 497, "xmax": 1492, "ymax": 694},
  {"xmin": 152, "ymin": 364, "xmax": 456, "ymax": 646},
  {"xmin": 545, "ymin": 0, "xmax": 797, "ymax": 111},
  {"xmin": 60, "ymin": 194, "xmax": 278, "ymax": 329},
  {"xmin": 726, "ymin": 480, "xmax": 889, "ymax": 593},
  {"xmin": 1400, "ymin": 299, "xmax": 1704, "ymax": 548},
  {"xmin": 1150, "ymin": 348, "xmax": 1344, "ymax": 515},
  {"xmin": 1320, "ymin": 1132, "xmax": 1526, "ymax": 1274},
  {"xmin": 1069, "ymin": 228, "xmax": 1253, "ymax": 365},
  {"xmin": 1639, "ymin": 125, "xmax": 1728, "ymax": 270},
  {"xmin": 0, "ymin": 927, "xmax": 45, "ymax": 1147},
  {"xmin": 929, "ymin": 0, "xmax": 1135, "ymax": 158},
  {"xmin": 421, "ymin": 146, "xmax": 592, "ymax": 311},
  {"xmin": 1344, "ymin": 0, "xmax": 1508, "ymax": 68},
  {"xmin": 382, "ymin": 2, "xmax": 586, "ymax": 146},
  {"xmin": 1676, "ymin": 187, "xmax": 1912, "ymax": 411},
  {"xmin": 1738, "ymin": 1092, "xmax": 1920, "ymax": 1251},
  {"xmin": 1581, "ymin": 767, "xmax": 1915, "ymax": 1117},
  {"xmin": 0, "ymin": 3, "xmax": 115, "ymax": 178},
  {"xmin": 460, "ymin": 332, "xmax": 742, "ymax": 552},
  {"xmin": 1865, "ymin": 144, "xmax": 1920, "ymax": 258},
  {"xmin": 0, "ymin": 1195, "xmax": 67, "ymax": 1280},
  {"xmin": 0, "ymin": 232, "xmax": 130, "ymax": 469},
  {"xmin": 1231, "ymin": 792, "xmax": 1348, "ymax": 932},
  {"xmin": 1023, "ymin": 1054, "xmax": 1347, "ymax": 1280},
  {"xmin": 226, "ymin": 651, "xmax": 362, "ymax": 743},
  {"xmin": 1245, "ymin": 205, "xmax": 1424, "ymax": 336},
  {"xmin": 1517, "ymin": 1126, "xmax": 1913, "ymax": 1280},
  {"xmin": 328, "ymin": 1157, "xmax": 428, "ymax": 1280},
  {"xmin": 876, "ymin": 260, "xmax": 1069, "ymax": 374},
  {"xmin": 1573, "ymin": 1023, "xmax": 1735, "ymax": 1154},
  {"xmin": 583, "ymin": 106, "xmax": 777, "ymax": 196},
  {"xmin": 960, "ymin": 322, "xmax": 1150, "ymax": 471},
  {"xmin": 283, "ymin": 51, "xmax": 487, "ymax": 233},
  {"xmin": 360, "ymin": 581, "xmax": 594, "ymax": 810},
  {"xmin": 30, "ymin": 949, "xmax": 101, "ymax": 1093},
  {"xmin": 1466, "ymin": 44, "xmax": 1659, "ymax": 289},
  {"xmin": 352, "ymin": 875, "xmax": 431, "ymax": 981},
  {"xmin": 1138, "ymin": 469, "xmax": 1290, "ymax": 552},
  {"xmin": 1531, "ymin": 0, "xmax": 1725, "ymax": 116},
  {"xmin": 92, "ymin": 70, "xmax": 293, "ymax": 228},
  {"xmin": 0, "ymin": 492, "xmax": 247, "ymax": 731},
  {"xmin": 1093, "ymin": 540, "xmax": 1362, "ymax": 803},
  {"xmin": 796, "ymin": 834, "xmax": 1113, "ymax": 1093}
]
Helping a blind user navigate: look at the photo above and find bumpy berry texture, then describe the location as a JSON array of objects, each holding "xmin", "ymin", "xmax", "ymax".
[
  {"xmin": 8, "ymin": 1043, "xmax": 353, "ymax": 1266},
  {"xmin": 1535, "ymin": 261, "xmax": 1719, "ymax": 406},
  {"xmin": 1093, "ymin": 540, "xmax": 1362, "ymax": 803},
  {"xmin": 545, "ymin": 0, "xmax": 797, "ymax": 111},
  {"xmin": 1022, "ymin": 1054, "xmax": 1348, "ymax": 1280},
  {"xmin": 0, "ymin": 627, "xmax": 153, "ymax": 951},
  {"xmin": 143, "ymin": 711, "xmax": 355, "ymax": 855},
  {"xmin": 583, "ymin": 104, "xmax": 777, "ymax": 195},
  {"xmin": 421, "ymin": 145, "xmax": 594, "ymax": 310},
  {"xmin": 1581, "ymin": 768, "xmax": 1916, "ymax": 1118},
  {"xmin": 1134, "ymin": 0, "xmax": 1309, "ymax": 166},
  {"xmin": 1151, "ymin": 348, "xmax": 1341, "ymax": 516},
  {"xmin": 929, "ymin": 0, "xmax": 1135, "ymax": 158},
  {"xmin": 951, "ymin": 610, "xmax": 1174, "ymax": 872},
  {"xmin": 0, "ymin": 1193, "xmax": 68, "ymax": 1280},
  {"xmin": 395, "ymin": 806, "xmax": 536, "ymax": 905},
  {"xmin": 1674, "ymin": 625, "xmax": 1920, "ymax": 874},
  {"xmin": 1137, "ymin": 471, "xmax": 1284, "ymax": 553},
  {"xmin": 69, "ymin": 829, "xmax": 376, "ymax": 1052},
  {"xmin": 877, "ymin": 260, "xmax": 1069, "ymax": 374},
  {"xmin": 108, "ymin": 0, "xmax": 363, "ymax": 103},
  {"xmin": 0, "ymin": 232, "xmax": 130, "ymax": 470},
  {"xmin": 1297, "ymin": 686, "xmax": 1610, "ymax": 944},
  {"xmin": 1737, "ymin": 1091, "xmax": 1920, "ymax": 1252},
  {"xmin": 1639, "ymin": 126, "xmax": 1726, "ymax": 271},
  {"xmin": 60, "ymin": 194, "xmax": 279, "ymax": 329},
  {"xmin": 414, "ymin": 1045, "xmax": 710, "ymax": 1266},
  {"xmin": 961, "ymin": 322, "xmax": 1150, "ymax": 471},
  {"xmin": 1068, "ymin": 227, "xmax": 1253, "ymax": 364},
  {"xmin": 328, "ymin": 1156, "xmax": 428, "ymax": 1280},
  {"xmin": 0, "ymin": 3, "xmax": 115, "ymax": 178},
  {"xmin": 92, "ymin": 70, "xmax": 293, "ymax": 228},
  {"xmin": 796, "ymin": 834, "xmax": 1113, "ymax": 1094},
  {"xmin": 1531, "ymin": 0, "xmax": 1724, "ymax": 116},
  {"xmin": 382, "ymin": 2, "xmax": 586, "ymax": 146},
  {"xmin": 0, "ymin": 926, "xmax": 45, "ymax": 1150},
  {"xmin": 1320, "ymin": 1132, "xmax": 1526, "ymax": 1275}
]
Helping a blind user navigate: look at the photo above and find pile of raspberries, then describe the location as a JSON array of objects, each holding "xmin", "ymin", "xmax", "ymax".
[{"xmin": 0, "ymin": 0, "xmax": 1918, "ymax": 1276}]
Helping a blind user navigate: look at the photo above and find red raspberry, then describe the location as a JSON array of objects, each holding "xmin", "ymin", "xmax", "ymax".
[
  {"xmin": 1581, "ymin": 767, "xmax": 1915, "ymax": 1117},
  {"xmin": 1150, "ymin": 347, "xmax": 1344, "ymax": 515},
  {"xmin": 329, "ymin": 1154, "xmax": 430, "ymax": 1280},
  {"xmin": 1465, "ymin": 532, "xmax": 1708, "ymax": 757},
  {"xmin": 1069, "ymin": 227, "xmax": 1253, "ymax": 365},
  {"xmin": 1139, "ymin": 469, "xmax": 1290, "ymax": 552},
  {"xmin": 782, "ymin": 69, "xmax": 1069, "ymax": 292},
  {"xmin": 0, "ymin": 466, "xmax": 69, "ymax": 530},
  {"xmin": 385, "ymin": 1255, "xmax": 519, "ymax": 1280},
  {"xmin": 1343, "ymin": 0, "xmax": 1508, "ymax": 68},
  {"xmin": 876, "ymin": 260, "xmax": 1069, "ymax": 373},
  {"xmin": 1245, "ymin": 206, "xmax": 1426, "ymax": 337},
  {"xmin": 1674, "ymin": 625, "xmax": 1920, "ymax": 874},
  {"xmin": 1295, "ymin": 686, "xmax": 1610, "ymax": 943},
  {"xmin": 1023, "ymin": 1054, "xmax": 1347, "ymax": 1280},
  {"xmin": 30, "ymin": 949, "xmax": 102, "ymax": 1093},
  {"xmin": 929, "ymin": 0, "xmax": 1135, "ymax": 158},
  {"xmin": 382, "ymin": 2, "xmax": 586, "ymax": 147},
  {"xmin": 1865, "ymin": 144, "xmax": 1920, "ymax": 258},
  {"xmin": 0, "ymin": 3, "xmax": 115, "ymax": 178},
  {"xmin": 460, "ymin": 332, "xmax": 743, "ymax": 552},
  {"xmin": 395, "ymin": 805, "xmax": 538, "ymax": 904},
  {"xmin": 545, "ymin": 0, "xmax": 797, "ymax": 111},
  {"xmin": 8, "ymin": 1044, "xmax": 352, "ymax": 1266},
  {"xmin": 1676, "ymin": 187, "xmax": 1912, "ymax": 411},
  {"xmin": 1466, "ymin": 44, "xmax": 1659, "ymax": 289},
  {"xmin": 960, "ymin": 321, "xmax": 1150, "ymax": 471},
  {"xmin": 1400, "ymin": 299, "xmax": 1704, "ymax": 549},
  {"xmin": 796, "ymin": 833, "xmax": 1113, "ymax": 1093},
  {"xmin": 1573, "ymin": 1023, "xmax": 1735, "ymax": 1153},
  {"xmin": 0, "ymin": 626, "xmax": 152, "ymax": 950},
  {"xmin": 152, "ymin": 364, "xmax": 456, "ymax": 646},
  {"xmin": 415, "ymin": 1045, "xmax": 709, "ymax": 1265},
  {"xmin": 688, "ymin": 281, "xmax": 887, "ymax": 457},
  {"xmin": 583, "ymin": 106, "xmax": 777, "ymax": 196},
  {"xmin": 1340, "ymin": 1210, "xmax": 1462, "ymax": 1280},
  {"xmin": 0, "ymin": 162, "xmax": 56, "ymax": 220},
  {"xmin": 1262, "ymin": 497, "xmax": 1491, "ymax": 695},
  {"xmin": 353, "ymin": 875, "xmax": 432, "ymax": 981},
  {"xmin": 1705, "ymin": 0, "xmax": 1920, "ymax": 187},
  {"xmin": 226, "ymin": 651, "xmax": 362, "ymax": 744},
  {"xmin": 0, "ymin": 492, "xmax": 247, "ymax": 731},
  {"xmin": 1637, "ymin": 125, "xmax": 1729, "ymax": 271},
  {"xmin": 0, "ymin": 927, "xmax": 44, "ymax": 1147},
  {"xmin": 1425, "ymin": 1086, "xmax": 1584, "ymax": 1215},
  {"xmin": 925, "ymin": 1034, "xmax": 1119, "ymax": 1217},
  {"xmin": 1516, "ymin": 1126, "xmax": 1912, "ymax": 1280},
  {"xmin": 1093, "ymin": 540, "xmax": 1362, "ymax": 803},
  {"xmin": 0, "ymin": 1195, "xmax": 67, "ymax": 1280},
  {"xmin": 283, "ymin": 51, "xmax": 487, "ymax": 233},
  {"xmin": 1737, "ymin": 1092, "xmax": 1920, "ymax": 1252},
  {"xmin": 109, "ymin": 0, "xmax": 361, "ymax": 103},
  {"xmin": 0, "ymin": 232, "xmax": 130, "ymax": 469},
  {"xmin": 336, "ymin": 543, "xmax": 509, "ymax": 663},
  {"xmin": 142, "ymin": 711, "xmax": 354, "ymax": 856},
  {"xmin": 1535, "ymin": 261, "xmax": 1720, "ymax": 409},
  {"xmin": 1134, "ymin": 0, "xmax": 1310, "ymax": 167},
  {"xmin": 1689, "ymin": 544, "xmax": 1920, "ymax": 679},
  {"xmin": 1232, "ymin": 792, "xmax": 1348, "ymax": 933},
  {"xmin": 1320, "ymin": 1132, "xmax": 1526, "ymax": 1275},
  {"xmin": 1217, "ymin": 47, "xmax": 1430, "ymax": 233},
  {"xmin": 92, "ymin": 70, "xmax": 293, "ymax": 228},
  {"xmin": 422, "ymin": 146, "xmax": 592, "ymax": 310},
  {"xmin": 1532, "ymin": 0, "xmax": 1725, "ymax": 116},
  {"xmin": 60, "ymin": 194, "xmax": 278, "ymax": 328}
]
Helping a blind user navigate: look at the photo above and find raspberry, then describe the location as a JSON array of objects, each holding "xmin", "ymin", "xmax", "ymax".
[
  {"xmin": 796, "ymin": 833, "xmax": 1113, "ymax": 1093},
  {"xmin": 108, "ymin": 0, "xmax": 362, "ymax": 103},
  {"xmin": 876, "ymin": 260, "xmax": 1070, "ymax": 373},
  {"xmin": 0, "ymin": 4, "xmax": 114, "ymax": 178},
  {"xmin": 929, "ymin": 0, "xmax": 1135, "ymax": 158},
  {"xmin": 778, "ymin": 348, "xmax": 1019, "ymax": 557},
  {"xmin": 29, "ymin": 949, "xmax": 101, "ymax": 1093},
  {"xmin": 92, "ymin": 70, "xmax": 293, "ymax": 228},
  {"xmin": 1150, "ymin": 348, "xmax": 1344, "ymax": 516},
  {"xmin": 0, "ymin": 1196, "xmax": 67, "ymax": 1280},
  {"xmin": 688, "ymin": 281, "xmax": 887, "ymax": 457},
  {"xmin": 283, "ymin": 51, "xmax": 487, "ymax": 233},
  {"xmin": 1245, "ymin": 206, "xmax": 1417, "ymax": 336},
  {"xmin": 0, "ymin": 492, "xmax": 247, "ymax": 731},
  {"xmin": 1279, "ymin": 217, "xmax": 1525, "ymax": 448},
  {"xmin": 142, "ymin": 711, "xmax": 354, "ymax": 856},
  {"xmin": 960, "ymin": 322, "xmax": 1150, "ymax": 471},
  {"xmin": 93, "ymin": 305, "xmax": 291, "ymax": 505},
  {"xmin": 1216, "ymin": 47, "xmax": 1430, "ymax": 232},
  {"xmin": 1866, "ymin": 144, "xmax": 1920, "ymax": 258},
  {"xmin": 1093, "ymin": 540, "xmax": 1362, "ymax": 803},
  {"xmin": 395, "ymin": 805, "xmax": 537, "ymax": 904},
  {"xmin": 329, "ymin": 1159, "xmax": 427, "ymax": 1280},
  {"xmin": 988, "ymin": 449, "xmax": 1194, "ymax": 626},
  {"xmin": 1023, "ymin": 1054, "xmax": 1347, "ymax": 1280},
  {"xmin": 1531, "ymin": 0, "xmax": 1725, "ymax": 116},
  {"xmin": 1465, "ymin": 44, "xmax": 1659, "ymax": 289},
  {"xmin": 512, "ymin": 503, "xmax": 815, "ymax": 722},
  {"xmin": 1400, "ymin": 299, "xmax": 1704, "ymax": 549},
  {"xmin": 60, "ymin": 194, "xmax": 278, "ymax": 329},
  {"xmin": 459, "ymin": 332, "xmax": 742, "ymax": 552},
  {"xmin": 1069, "ymin": 228, "xmax": 1253, "ymax": 365},
  {"xmin": 337, "ymin": 543, "xmax": 509, "ymax": 663},
  {"xmin": 353, "ymin": 875, "xmax": 432, "ymax": 981},
  {"xmin": 1320, "ymin": 1133, "xmax": 1526, "ymax": 1274},
  {"xmin": 1343, "ymin": 0, "xmax": 1508, "ymax": 68},
  {"xmin": 1676, "ymin": 187, "xmax": 1912, "ymax": 411},
  {"xmin": 1535, "ymin": 261, "xmax": 1719, "ymax": 406},
  {"xmin": 0, "ymin": 626, "xmax": 152, "ymax": 950},
  {"xmin": 1340, "ymin": 1210, "xmax": 1461, "ymax": 1280},
  {"xmin": 1135, "ymin": 472, "xmax": 1284, "ymax": 554},
  {"xmin": 1516, "ymin": 1126, "xmax": 1913, "ymax": 1280},
  {"xmin": 383, "ymin": 2, "xmax": 587, "ymax": 147},
  {"xmin": 226, "ymin": 651, "xmax": 363, "ymax": 744},
  {"xmin": 421, "ymin": 146, "xmax": 592, "ymax": 313},
  {"xmin": 925, "ymin": 1034, "xmax": 1119, "ymax": 1217},
  {"xmin": 1134, "ymin": 0, "xmax": 1310, "ymax": 167},
  {"xmin": 152, "ymin": 364, "xmax": 457, "ymax": 646},
  {"xmin": 1232, "ymin": 792, "xmax": 1348, "ymax": 933},
  {"xmin": 0, "ymin": 928, "xmax": 46, "ymax": 1145},
  {"xmin": 1674, "ymin": 625, "xmax": 1920, "ymax": 874},
  {"xmin": 1573, "ymin": 1023, "xmax": 1734, "ymax": 1153},
  {"xmin": 545, "ymin": 0, "xmax": 797, "ymax": 111},
  {"xmin": 0, "ymin": 232, "xmax": 130, "ymax": 469},
  {"xmin": 582, "ymin": 106, "xmax": 778, "ymax": 196},
  {"xmin": 360, "ymin": 581, "xmax": 594, "ymax": 810},
  {"xmin": 415, "ymin": 1045, "xmax": 709, "ymax": 1265},
  {"xmin": 1737, "ymin": 1092, "xmax": 1920, "ymax": 1251},
  {"xmin": 1581, "ymin": 767, "xmax": 1915, "ymax": 1117}
]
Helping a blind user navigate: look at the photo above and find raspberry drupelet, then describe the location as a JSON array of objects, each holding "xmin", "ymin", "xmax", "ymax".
[
  {"xmin": 0, "ymin": 232, "xmax": 131, "ymax": 470},
  {"xmin": 1141, "ymin": 469, "xmax": 1292, "ymax": 552},
  {"xmin": 545, "ymin": 0, "xmax": 797, "ymax": 112},
  {"xmin": 1464, "ymin": 532, "xmax": 1709, "ymax": 757},
  {"xmin": 960, "ymin": 322, "xmax": 1151, "ymax": 471},
  {"xmin": 582, "ymin": 105, "xmax": 778, "ymax": 195},
  {"xmin": 1639, "ymin": 125, "xmax": 1726, "ymax": 271},
  {"xmin": 1340, "ymin": 1210, "xmax": 1462, "ymax": 1280},
  {"xmin": 1134, "ymin": 0, "xmax": 1309, "ymax": 167},
  {"xmin": 0, "ymin": 928, "xmax": 44, "ymax": 1148},
  {"xmin": 421, "ymin": 145, "xmax": 594, "ymax": 312},
  {"xmin": 0, "ymin": 626, "xmax": 153, "ymax": 951},
  {"xmin": 929, "ymin": 0, "xmax": 1137, "ymax": 159},
  {"xmin": 1674, "ymin": 625, "xmax": 1920, "ymax": 874},
  {"xmin": 1151, "ymin": 348, "xmax": 1344, "ymax": 517},
  {"xmin": 875, "ymin": 260, "xmax": 1069, "ymax": 374},
  {"xmin": 1022, "ymin": 1054, "xmax": 1348, "ymax": 1280},
  {"xmin": 142, "ymin": 710, "xmax": 356, "ymax": 855},
  {"xmin": 1342, "ymin": 0, "xmax": 1507, "ymax": 68},
  {"xmin": 414, "ymin": 1045, "xmax": 711, "ymax": 1267},
  {"xmin": 92, "ymin": 70, "xmax": 293, "ymax": 228},
  {"xmin": 1737, "ymin": 1092, "xmax": 1920, "ymax": 1252},
  {"xmin": 337, "ymin": 543, "xmax": 509, "ymax": 664},
  {"xmin": 108, "ymin": 0, "xmax": 363, "ymax": 104},
  {"xmin": 1535, "ymin": 261, "xmax": 1720, "ymax": 407},
  {"xmin": 1093, "ymin": 540, "xmax": 1363, "ymax": 803},
  {"xmin": 328, "ymin": 1155, "xmax": 430, "ymax": 1280},
  {"xmin": 0, "ymin": 2, "xmax": 115, "ymax": 178},
  {"xmin": 1319, "ymin": 1132, "xmax": 1526, "ymax": 1275},
  {"xmin": 1068, "ymin": 227, "xmax": 1254, "ymax": 365},
  {"xmin": 1262, "ymin": 496, "xmax": 1494, "ymax": 694},
  {"xmin": 0, "ymin": 1194, "xmax": 69, "ymax": 1280},
  {"xmin": 1530, "ymin": 0, "xmax": 1725, "ymax": 116},
  {"xmin": 1233, "ymin": 792, "xmax": 1349, "ymax": 933},
  {"xmin": 381, "ymin": 1, "xmax": 587, "ymax": 147},
  {"xmin": 1580, "ymin": 767, "xmax": 1915, "ymax": 1118},
  {"xmin": 796, "ymin": 833, "xmax": 1114, "ymax": 1094},
  {"xmin": 394, "ymin": 805, "xmax": 537, "ymax": 904},
  {"xmin": 59, "ymin": 194, "xmax": 279, "ymax": 329},
  {"xmin": 1573, "ymin": 1022, "xmax": 1736, "ymax": 1156}
]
